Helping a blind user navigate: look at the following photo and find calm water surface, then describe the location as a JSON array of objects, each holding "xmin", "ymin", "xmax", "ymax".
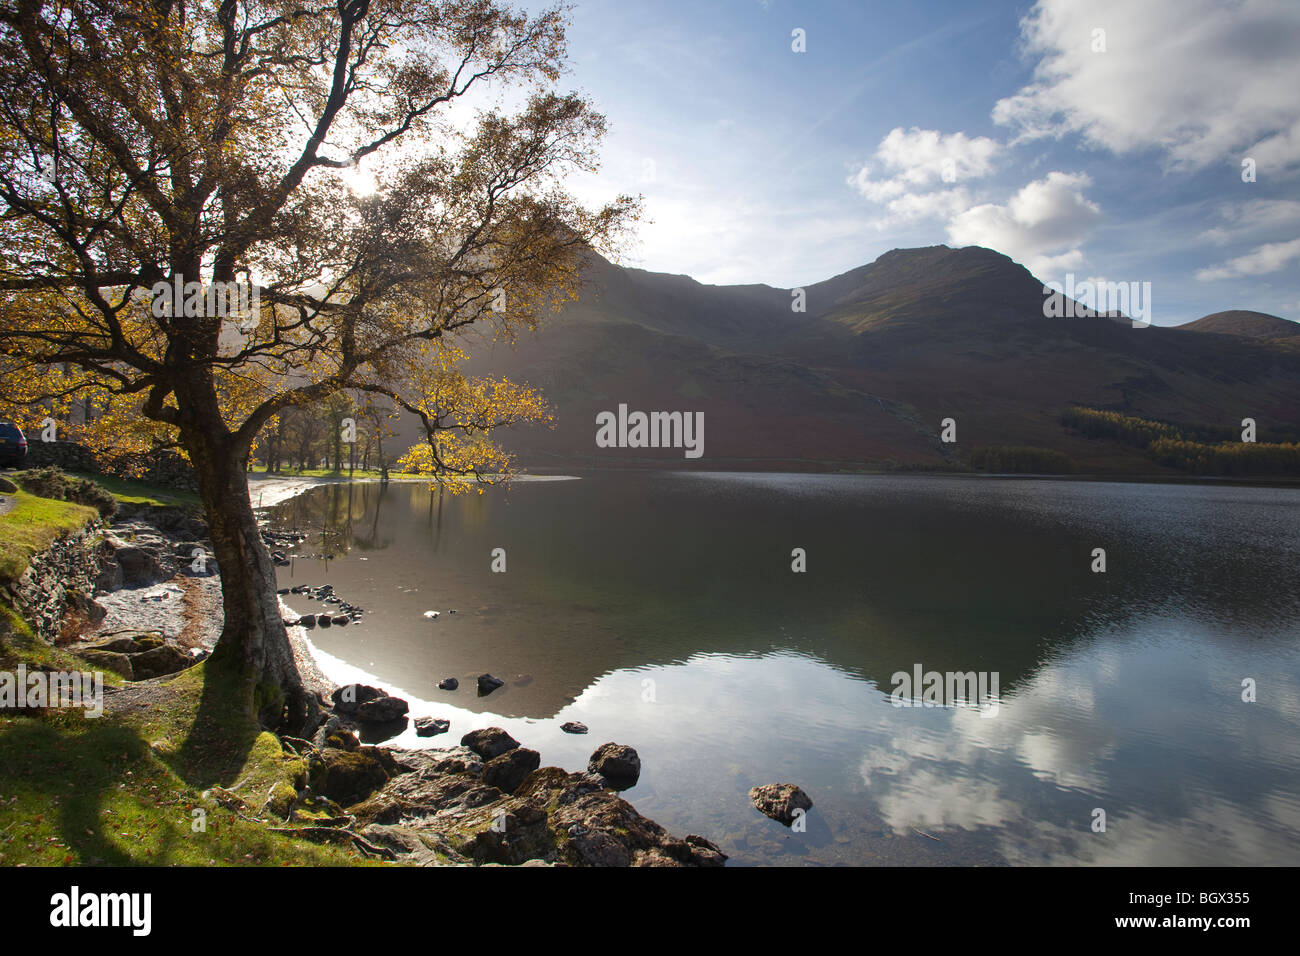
[{"xmin": 266, "ymin": 472, "xmax": 1300, "ymax": 866}]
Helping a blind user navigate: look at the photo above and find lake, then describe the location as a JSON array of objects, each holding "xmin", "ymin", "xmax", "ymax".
[{"xmin": 266, "ymin": 472, "xmax": 1300, "ymax": 866}]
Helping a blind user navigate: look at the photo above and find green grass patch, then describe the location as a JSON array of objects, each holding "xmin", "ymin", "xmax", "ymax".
[
  {"xmin": 0, "ymin": 659, "xmax": 375, "ymax": 866},
  {"xmin": 0, "ymin": 491, "xmax": 98, "ymax": 584},
  {"xmin": 66, "ymin": 472, "xmax": 201, "ymax": 510}
]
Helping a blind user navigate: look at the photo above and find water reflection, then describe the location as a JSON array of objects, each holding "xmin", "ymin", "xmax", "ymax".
[{"xmin": 268, "ymin": 473, "xmax": 1300, "ymax": 865}]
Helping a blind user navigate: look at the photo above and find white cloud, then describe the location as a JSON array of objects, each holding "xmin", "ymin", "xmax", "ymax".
[
  {"xmin": 848, "ymin": 127, "xmax": 1002, "ymax": 202},
  {"xmin": 883, "ymin": 188, "xmax": 973, "ymax": 224},
  {"xmin": 1199, "ymin": 199, "xmax": 1300, "ymax": 245},
  {"xmin": 1197, "ymin": 237, "xmax": 1300, "ymax": 281},
  {"xmin": 946, "ymin": 171, "xmax": 1101, "ymax": 275},
  {"xmin": 993, "ymin": 0, "xmax": 1300, "ymax": 172}
]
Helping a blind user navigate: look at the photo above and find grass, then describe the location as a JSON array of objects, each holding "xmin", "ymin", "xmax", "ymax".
[
  {"xmin": 0, "ymin": 491, "xmax": 98, "ymax": 584},
  {"xmin": 0, "ymin": 474, "xmax": 382, "ymax": 866},
  {"xmin": 65, "ymin": 471, "xmax": 201, "ymax": 510},
  {"xmin": 0, "ymin": 645, "xmax": 375, "ymax": 867}
]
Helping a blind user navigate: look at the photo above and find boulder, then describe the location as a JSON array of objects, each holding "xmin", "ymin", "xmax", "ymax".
[
  {"xmin": 114, "ymin": 546, "xmax": 165, "ymax": 586},
  {"xmin": 481, "ymin": 747, "xmax": 541, "ymax": 795},
  {"xmin": 78, "ymin": 649, "xmax": 133, "ymax": 681},
  {"xmin": 355, "ymin": 695, "xmax": 409, "ymax": 723},
  {"xmin": 414, "ymin": 717, "xmax": 451, "ymax": 737},
  {"xmin": 460, "ymin": 727, "xmax": 520, "ymax": 760},
  {"xmin": 84, "ymin": 635, "xmax": 142, "ymax": 655},
  {"xmin": 588, "ymin": 743, "xmax": 641, "ymax": 788},
  {"xmin": 331, "ymin": 683, "xmax": 385, "ymax": 715},
  {"xmin": 297, "ymin": 614, "xmax": 316, "ymax": 629},
  {"xmin": 748, "ymin": 783, "xmax": 813, "ymax": 826},
  {"xmin": 437, "ymin": 677, "xmax": 459, "ymax": 691},
  {"xmin": 319, "ymin": 747, "xmax": 393, "ymax": 806},
  {"xmin": 560, "ymin": 721, "xmax": 588, "ymax": 735},
  {"xmin": 476, "ymin": 673, "xmax": 505, "ymax": 695},
  {"xmin": 130, "ymin": 644, "xmax": 192, "ymax": 679}
]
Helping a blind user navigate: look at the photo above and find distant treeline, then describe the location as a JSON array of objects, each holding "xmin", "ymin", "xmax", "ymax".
[
  {"xmin": 967, "ymin": 445, "xmax": 1076, "ymax": 474},
  {"xmin": 1062, "ymin": 406, "xmax": 1300, "ymax": 476},
  {"xmin": 1149, "ymin": 439, "xmax": 1300, "ymax": 476}
]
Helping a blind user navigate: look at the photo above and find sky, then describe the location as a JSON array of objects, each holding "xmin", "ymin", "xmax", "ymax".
[{"xmin": 505, "ymin": 0, "xmax": 1300, "ymax": 327}]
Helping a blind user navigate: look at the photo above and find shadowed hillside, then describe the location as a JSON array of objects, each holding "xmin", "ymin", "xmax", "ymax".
[{"xmin": 441, "ymin": 246, "xmax": 1300, "ymax": 474}]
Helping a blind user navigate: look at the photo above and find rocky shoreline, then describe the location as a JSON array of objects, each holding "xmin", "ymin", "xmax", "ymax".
[{"xmin": 30, "ymin": 474, "xmax": 742, "ymax": 866}]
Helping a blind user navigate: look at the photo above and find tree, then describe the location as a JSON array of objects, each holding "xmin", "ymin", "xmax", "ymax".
[{"xmin": 0, "ymin": 0, "xmax": 635, "ymax": 733}]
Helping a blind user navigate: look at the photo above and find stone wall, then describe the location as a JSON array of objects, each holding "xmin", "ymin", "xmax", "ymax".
[
  {"xmin": 1, "ymin": 525, "xmax": 104, "ymax": 644},
  {"xmin": 24, "ymin": 440, "xmax": 198, "ymax": 492}
]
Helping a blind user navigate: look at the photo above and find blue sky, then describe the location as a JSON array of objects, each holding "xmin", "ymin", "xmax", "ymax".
[{"xmin": 528, "ymin": 0, "xmax": 1300, "ymax": 326}]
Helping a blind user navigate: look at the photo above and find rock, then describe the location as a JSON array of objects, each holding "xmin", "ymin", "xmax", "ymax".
[
  {"xmin": 481, "ymin": 748, "xmax": 541, "ymax": 795},
  {"xmin": 476, "ymin": 673, "xmax": 505, "ymax": 695},
  {"xmin": 571, "ymin": 829, "xmax": 631, "ymax": 867},
  {"xmin": 560, "ymin": 721, "xmax": 588, "ymax": 734},
  {"xmin": 749, "ymin": 783, "xmax": 813, "ymax": 826},
  {"xmin": 588, "ymin": 743, "xmax": 641, "ymax": 788},
  {"xmin": 414, "ymin": 717, "xmax": 451, "ymax": 737},
  {"xmin": 683, "ymin": 834, "xmax": 728, "ymax": 867},
  {"xmin": 437, "ymin": 677, "xmax": 459, "ymax": 691},
  {"xmin": 319, "ymin": 747, "xmax": 394, "ymax": 806},
  {"xmin": 331, "ymin": 616, "xmax": 350, "ymax": 626},
  {"xmin": 113, "ymin": 546, "xmax": 165, "ymax": 586},
  {"xmin": 460, "ymin": 727, "xmax": 520, "ymax": 760},
  {"xmin": 316, "ymin": 613, "xmax": 332, "ymax": 628},
  {"xmin": 297, "ymin": 614, "xmax": 316, "ymax": 629},
  {"xmin": 78, "ymin": 649, "xmax": 134, "ymax": 681},
  {"xmin": 85, "ymin": 635, "xmax": 142, "ymax": 655},
  {"xmin": 276, "ymin": 588, "xmax": 289, "ymax": 595},
  {"xmin": 330, "ymin": 683, "xmax": 385, "ymax": 715},
  {"xmin": 355, "ymin": 695, "xmax": 409, "ymax": 723},
  {"xmin": 343, "ymin": 755, "xmax": 725, "ymax": 868},
  {"xmin": 130, "ymin": 644, "xmax": 192, "ymax": 679},
  {"xmin": 312, "ymin": 717, "xmax": 361, "ymax": 751}
]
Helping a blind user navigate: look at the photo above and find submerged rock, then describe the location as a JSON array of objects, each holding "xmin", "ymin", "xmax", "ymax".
[
  {"xmin": 749, "ymin": 783, "xmax": 813, "ymax": 826},
  {"xmin": 415, "ymin": 717, "xmax": 451, "ymax": 737}
]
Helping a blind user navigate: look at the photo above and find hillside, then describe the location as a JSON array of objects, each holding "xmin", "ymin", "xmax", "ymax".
[
  {"xmin": 1177, "ymin": 310, "xmax": 1300, "ymax": 341},
  {"xmin": 439, "ymin": 246, "xmax": 1300, "ymax": 474}
]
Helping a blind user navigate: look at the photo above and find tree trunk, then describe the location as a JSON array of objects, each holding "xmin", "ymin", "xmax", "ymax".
[{"xmin": 179, "ymin": 401, "xmax": 320, "ymax": 736}]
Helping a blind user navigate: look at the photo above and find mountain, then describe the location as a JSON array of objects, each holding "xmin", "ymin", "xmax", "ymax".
[
  {"xmin": 445, "ymin": 245, "xmax": 1300, "ymax": 474},
  {"xmin": 1177, "ymin": 310, "xmax": 1300, "ymax": 341}
]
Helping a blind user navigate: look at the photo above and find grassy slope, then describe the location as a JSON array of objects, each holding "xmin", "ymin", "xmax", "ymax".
[
  {"xmin": 0, "ymin": 660, "xmax": 369, "ymax": 865},
  {"xmin": 0, "ymin": 492, "xmax": 99, "ymax": 583},
  {"xmin": 0, "ymin": 477, "xmax": 373, "ymax": 866}
]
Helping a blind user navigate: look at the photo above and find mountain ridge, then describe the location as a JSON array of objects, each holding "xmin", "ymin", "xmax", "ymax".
[{"xmin": 446, "ymin": 245, "xmax": 1300, "ymax": 473}]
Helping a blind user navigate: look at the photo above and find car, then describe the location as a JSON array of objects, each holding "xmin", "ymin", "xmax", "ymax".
[{"xmin": 0, "ymin": 421, "xmax": 28, "ymax": 468}]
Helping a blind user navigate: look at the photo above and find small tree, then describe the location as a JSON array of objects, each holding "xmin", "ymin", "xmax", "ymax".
[{"xmin": 0, "ymin": 0, "xmax": 635, "ymax": 732}]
